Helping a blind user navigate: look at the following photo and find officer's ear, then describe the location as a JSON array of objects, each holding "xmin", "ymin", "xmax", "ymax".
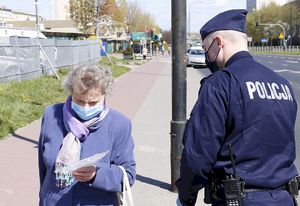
[{"xmin": 214, "ymin": 36, "xmax": 224, "ymax": 48}]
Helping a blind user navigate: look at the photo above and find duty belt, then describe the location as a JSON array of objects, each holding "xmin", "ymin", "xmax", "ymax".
[
  {"xmin": 244, "ymin": 176, "xmax": 299, "ymax": 197},
  {"xmin": 244, "ymin": 184, "xmax": 288, "ymax": 193},
  {"xmin": 205, "ymin": 175, "xmax": 300, "ymax": 206},
  {"xmin": 244, "ymin": 178, "xmax": 300, "ymax": 206}
]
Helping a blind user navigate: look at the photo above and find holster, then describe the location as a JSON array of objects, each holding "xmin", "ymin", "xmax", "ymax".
[
  {"xmin": 203, "ymin": 169, "xmax": 226, "ymax": 204},
  {"xmin": 204, "ymin": 175, "xmax": 212, "ymax": 204},
  {"xmin": 287, "ymin": 176, "xmax": 300, "ymax": 206},
  {"xmin": 287, "ymin": 176, "xmax": 300, "ymax": 197}
]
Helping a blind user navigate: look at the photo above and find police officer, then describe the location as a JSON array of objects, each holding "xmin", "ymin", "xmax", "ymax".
[{"xmin": 176, "ymin": 9, "xmax": 298, "ymax": 206}]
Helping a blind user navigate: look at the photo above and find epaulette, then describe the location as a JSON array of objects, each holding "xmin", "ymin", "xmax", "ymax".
[{"xmin": 200, "ymin": 72, "xmax": 215, "ymax": 85}]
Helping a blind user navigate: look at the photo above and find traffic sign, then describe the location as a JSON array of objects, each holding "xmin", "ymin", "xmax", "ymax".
[
  {"xmin": 278, "ymin": 33, "xmax": 284, "ymax": 39},
  {"xmin": 260, "ymin": 38, "xmax": 268, "ymax": 43}
]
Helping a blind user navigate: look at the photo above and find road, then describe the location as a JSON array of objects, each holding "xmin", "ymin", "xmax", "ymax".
[
  {"xmin": 253, "ymin": 54, "xmax": 300, "ymax": 168},
  {"xmin": 192, "ymin": 53, "xmax": 300, "ymax": 168}
]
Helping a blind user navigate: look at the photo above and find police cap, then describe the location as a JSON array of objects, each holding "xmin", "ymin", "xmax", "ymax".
[{"xmin": 200, "ymin": 9, "xmax": 248, "ymax": 40}]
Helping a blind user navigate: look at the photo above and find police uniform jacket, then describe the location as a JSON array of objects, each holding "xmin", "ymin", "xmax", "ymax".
[{"xmin": 176, "ymin": 51, "xmax": 298, "ymax": 206}]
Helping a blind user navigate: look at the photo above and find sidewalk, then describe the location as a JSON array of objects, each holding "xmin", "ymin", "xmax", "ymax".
[
  {"xmin": 0, "ymin": 56, "xmax": 208, "ymax": 205},
  {"xmin": 130, "ymin": 58, "xmax": 208, "ymax": 206}
]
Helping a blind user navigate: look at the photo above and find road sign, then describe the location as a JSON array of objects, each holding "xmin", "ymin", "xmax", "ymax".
[
  {"xmin": 260, "ymin": 38, "xmax": 268, "ymax": 43},
  {"xmin": 278, "ymin": 33, "xmax": 284, "ymax": 39}
]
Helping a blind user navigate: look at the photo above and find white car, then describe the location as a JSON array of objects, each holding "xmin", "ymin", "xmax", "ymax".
[{"xmin": 187, "ymin": 47, "xmax": 206, "ymax": 68}]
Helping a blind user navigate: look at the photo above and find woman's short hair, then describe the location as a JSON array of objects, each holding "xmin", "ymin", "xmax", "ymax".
[{"xmin": 62, "ymin": 65, "xmax": 114, "ymax": 95}]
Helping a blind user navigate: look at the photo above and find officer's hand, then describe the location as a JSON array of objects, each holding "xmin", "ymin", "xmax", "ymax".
[{"xmin": 73, "ymin": 165, "xmax": 96, "ymax": 182}]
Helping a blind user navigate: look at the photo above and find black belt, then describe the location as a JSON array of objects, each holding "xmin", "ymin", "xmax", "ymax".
[{"xmin": 244, "ymin": 185, "xmax": 287, "ymax": 193}]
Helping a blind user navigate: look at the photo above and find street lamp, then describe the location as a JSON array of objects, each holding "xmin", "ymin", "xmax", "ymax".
[
  {"xmin": 34, "ymin": 0, "xmax": 59, "ymax": 79},
  {"xmin": 254, "ymin": 9, "xmax": 286, "ymax": 48},
  {"xmin": 94, "ymin": 0, "xmax": 100, "ymax": 38},
  {"xmin": 171, "ymin": 0, "xmax": 186, "ymax": 192},
  {"xmin": 252, "ymin": 8, "xmax": 260, "ymax": 24},
  {"xmin": 257, "ymin": 22, "xmax": 286, "ymax": 47},
  {"xmin": 34, "ymin": 0, "xmax": 39, "ymax": 38}
]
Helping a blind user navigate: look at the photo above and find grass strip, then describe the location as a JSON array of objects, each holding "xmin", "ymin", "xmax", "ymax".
[{"xmin": 0, "ymin": 61, "xmax": 130, "ymax": 139}]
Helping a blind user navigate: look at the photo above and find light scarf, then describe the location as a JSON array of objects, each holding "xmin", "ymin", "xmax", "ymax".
[{"xmin": 55, "ymin": 96, "xmax": 109, "ymax": 188}]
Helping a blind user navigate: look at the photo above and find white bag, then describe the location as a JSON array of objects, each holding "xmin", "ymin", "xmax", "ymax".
[{"xmin": 118, "ymin": 166, "xmax": 134, "ymax": 206}]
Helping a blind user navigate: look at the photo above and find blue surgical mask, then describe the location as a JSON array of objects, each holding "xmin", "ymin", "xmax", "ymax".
[{"xmin": 71, "ymin": 101, "xmax": 104, "ymax": 121}]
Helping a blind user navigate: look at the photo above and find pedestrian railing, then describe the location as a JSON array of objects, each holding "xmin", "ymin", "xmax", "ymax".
[{"xmin": 249, "ymin": 46, "xmax": 300, "ymax": 54}]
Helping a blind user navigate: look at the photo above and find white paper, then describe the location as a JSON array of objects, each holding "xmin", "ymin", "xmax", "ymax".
[{"xmin": 67, "ymin": 150, "xmax": 110, "ymax": 172}]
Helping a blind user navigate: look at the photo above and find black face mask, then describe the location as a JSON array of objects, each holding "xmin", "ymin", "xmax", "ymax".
[{"xmin": 205, "ymin": 52, "xmax": 219, "ymax": 73}]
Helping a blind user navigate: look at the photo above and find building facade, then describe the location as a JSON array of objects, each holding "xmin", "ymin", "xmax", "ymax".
[
  {"xmin": 0, "ymin": 5, "xmax": 40, "ymax": 22},
  {"xmin": 52, "ymin": 0, "xmax": 70, "ymax": 20},
  {"xmin": 99, "ymin": 15, "xmax": 129, "ymax": 53},
  {"xmin": 247, "ymin": 0, "xmax": 257, "ymax": 11}
]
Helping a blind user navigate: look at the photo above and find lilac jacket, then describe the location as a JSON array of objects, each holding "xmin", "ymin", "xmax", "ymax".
[{"xmin": 38, "ymin": 103, "xmax": 136, "ymax": 206}]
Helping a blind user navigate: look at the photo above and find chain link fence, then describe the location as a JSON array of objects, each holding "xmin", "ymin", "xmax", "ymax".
[{"xmin": 0, "ymin": 37, "xmax": 101, "ymax": 83}]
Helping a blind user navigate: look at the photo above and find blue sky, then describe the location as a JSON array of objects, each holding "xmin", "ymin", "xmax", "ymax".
[
  {"xmin": 0, "ymin": 0, "xmax": 246, "ymax": 32},
  {"xmin": 135, "ymin": 0, "xmax": 246, "ymax": 32},
  {"xmin": 0, "ymin": 0, "xmax": 51, "ymax": 16}
]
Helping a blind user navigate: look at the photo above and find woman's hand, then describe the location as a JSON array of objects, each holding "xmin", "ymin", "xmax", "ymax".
[{"xmin": 73, "ymin": 166, "xmax": 96, "ymax": 182}]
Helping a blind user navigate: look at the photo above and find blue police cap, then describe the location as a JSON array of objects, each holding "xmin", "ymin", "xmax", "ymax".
[{"xmin": 200, "ymin": 9, "xmax": 248, "ymax": 40}]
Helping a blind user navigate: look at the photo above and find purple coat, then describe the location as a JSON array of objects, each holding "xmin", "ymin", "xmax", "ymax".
[{"xmin": 38, "ymin": 103, "xmax": 136, "ymax": 206}]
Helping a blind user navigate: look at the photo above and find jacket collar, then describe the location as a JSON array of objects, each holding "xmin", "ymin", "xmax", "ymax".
[{"xmin": 225, "ymin": 51, "xmax": 253, "ymax": 68}]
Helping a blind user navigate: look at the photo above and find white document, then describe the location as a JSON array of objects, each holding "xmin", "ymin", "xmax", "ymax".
[{"xmin": 67, "ymin": 150, "xmax": 110, "ymax": 172}]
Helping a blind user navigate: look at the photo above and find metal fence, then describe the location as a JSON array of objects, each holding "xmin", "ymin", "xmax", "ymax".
[
  {"xmin": 249, "ymin": 46, "xmax": 300, "ymax": 54},
  {"xmin": 0, "ymin": 37, "xmax": 101, "ymax": 83}
]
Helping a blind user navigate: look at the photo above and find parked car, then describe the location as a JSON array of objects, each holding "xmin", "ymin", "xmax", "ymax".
[
  {"xmin": 187, "ymin": 47, "xmax": 206, "ymax": 68},
  {"xmin": 187, "ymin": 48, "xmax": 191, "ymax": 55}
]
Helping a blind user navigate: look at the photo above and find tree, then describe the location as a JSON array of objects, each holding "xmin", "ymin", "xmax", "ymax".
[
  {"xmin": 126, "ymin": 1, "xmax": 140, "ymax": 32},
  {"xmin": 246, "ymin": 2, "xmax": 300, "ymax": 45},
  {"xmin": 69, "ymin": 0, "xmax": 102, "ymax": 32},
  {"xmin": 246, "ymin": 12, "xmax": 262, "ymax": 45},
  {"xmin": 288, "ymin": 1, "xmax": 300, "ymax": 44},
  {"xmin": 100, "ymin": 0, "xmax": 127, "ymax": 26},
  {"xmin": 162, "ymin": 30, "xmax": 172, "ymax": 44},
  {"xmin": 69, "ymin": 0, "xmax": 126, "ymax": 33},
  {"xmin": 126, "ymin": 1, "xmax": 159, "ymax": 32},
  {"xmin": 70, "ymin": 0, "xmax": 160, "ymax": 36}
]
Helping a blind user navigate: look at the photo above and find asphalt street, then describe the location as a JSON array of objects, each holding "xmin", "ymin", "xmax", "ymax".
[{"xmin": 253, "ymin": 54, "xmax": 300, "ymax": 168}]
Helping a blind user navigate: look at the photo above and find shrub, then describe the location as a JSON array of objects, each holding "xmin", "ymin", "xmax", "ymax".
[{"xmin": 122, "ymin": 47, "xmax": 133, "ymax": 56}]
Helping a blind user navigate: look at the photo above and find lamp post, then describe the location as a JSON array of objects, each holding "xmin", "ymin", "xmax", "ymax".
[
  {"xmin": 255, "ymin": 9, "xmax": 286, "ymax": 48},
  {"xmin": 34, "ymin": 0, "xmax": 39, "ymax": 38},
  {"xmin": 289, "ymin": 4, "xmax": 293, "ymax": 46},
  {"xmin": 94, "ymin": 0, "xmax": 100, "ymax": 38},
  {"xmin": 171, "ymin": 0, "xmax": 186, "ymax": 192},
  {"xmin": 252, "ymin": 9, "xmax": 260, "ymax": 24},
  {"xmin": 258, "ymin": 22, "xmax": 286, "ymax": 47}
]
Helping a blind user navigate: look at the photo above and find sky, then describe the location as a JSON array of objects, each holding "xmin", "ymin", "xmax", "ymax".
[
  {"xmin": 0, "ymin": 0, "xmax": 52, "ymax": 17},
  {"xmin": 0, "ymin": 0, "xmax": 246, "ymax": 32},
  {"xmin": 135, "ymin": 0, "xmax": 246, "ymax": 32}
]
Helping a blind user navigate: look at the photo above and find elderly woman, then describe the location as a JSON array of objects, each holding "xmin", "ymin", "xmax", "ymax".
[{"xmin": 38, "ymin": 65, "xmax": 136, "ymax": 206}]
